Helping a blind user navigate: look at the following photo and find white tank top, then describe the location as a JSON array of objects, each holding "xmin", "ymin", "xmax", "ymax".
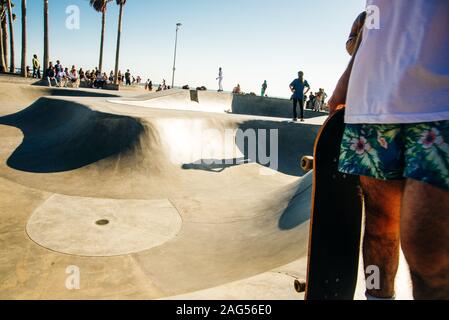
[{"xmin": 345, "ymin": 0, "xmax": 449, "ymax": 124}]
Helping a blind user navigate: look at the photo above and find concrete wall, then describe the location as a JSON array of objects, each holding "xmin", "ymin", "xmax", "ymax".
[{"xmin": 232, "ymin": 94, "xmax": 327, "ymax": 119}]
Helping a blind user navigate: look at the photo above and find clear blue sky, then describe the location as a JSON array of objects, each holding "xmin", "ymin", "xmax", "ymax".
[{"xmin": 12, "ymin": 0, "xmax": 365, "ymax": 97}]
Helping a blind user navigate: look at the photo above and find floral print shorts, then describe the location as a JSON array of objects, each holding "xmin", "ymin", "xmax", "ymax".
[{"xmin": 338, "ymin": 121, "xmax": 449, "ymax": 191}]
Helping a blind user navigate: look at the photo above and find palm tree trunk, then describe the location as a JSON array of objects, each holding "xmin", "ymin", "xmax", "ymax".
[
  {"xmin": 43, "ymin": 0, "xmax": 49, "ymax": 71},
  {"xmin": 113, "ymin": 3, "xmax": 123, "ymax": 86},
  {"xmin": 98, "ymin": 10, "xmax": 106, "ymax": 73},
  {"xmin": 21, "ymin": 0, "xmax": 27, "ymax": 77},
  {"xmin": 1, "ymin": 13, "xmax": 8, "ymax": 71},
  {"xmin": 0, "ymin": 13, "xmax": 6, "ymax": 73},
  {"xmin": 6, "ymin": 0, "xmax": 15, "ymax": 73}
]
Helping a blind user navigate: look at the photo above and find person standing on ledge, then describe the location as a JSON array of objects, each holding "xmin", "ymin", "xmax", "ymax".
[
  {"xmin": 216, "ymin": 67, "xmax": 224, "ymax": 92},
  {"xmin": 125, "ymin": 69, "xmax": 131, "ymax": 86},
  {"xmin": 32, "ymin": 54, "xmax": 41, "ymax": 79},
  {"xmin": 261, "ymin": 80, "xmax": 268, "ymax": 97},
  {"xmin": 289, "ymin": 71, "xmax": 310, "ymax": 122}
]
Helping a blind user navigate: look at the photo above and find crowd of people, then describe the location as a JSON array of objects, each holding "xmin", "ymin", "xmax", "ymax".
[
  {"xmin": 28, "ymin": 55, "xmax": 143, "ymax": 89},
  {"xmin": 306, "ymin": 88, "xmax": 328, "ymax": 112},
  {"xmin": 44, "ymin": 60, "xmax": 81, "ymax": 88},
  {"xmin": 27, "ymin": 56, "xmax": 329, "ymax": 113}
]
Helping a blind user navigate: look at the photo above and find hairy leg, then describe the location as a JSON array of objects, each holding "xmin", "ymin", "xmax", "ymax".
[
  {"xmin": 360, "ymin": 176, "xmax": 405, "ymax": 298},
  {"xmin": 401, "ymin": 179, "xmax": 449, "ymax": 300}
]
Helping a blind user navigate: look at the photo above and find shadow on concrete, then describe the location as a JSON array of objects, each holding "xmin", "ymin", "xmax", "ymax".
[
  {"xmin": 278, "ymin": 172, "xmax": 313, "ymax": 230},
  {"xmin": 182, "ymin": 158, "xmax": 246, "ymax": 173},
  {"xmin": 0, "ymin": 97, "xmax": 144, "ymax": 173},
  {"xmin": 31, "ymin": 85, "xmax": 121, "ymax": 98},
  {"xmin": 181, "ymin": 120, "xmax": 319, "ymax": 177},
  {"xmin": 236, "ymin": 120, "xmax": 319, "ymax": 176}
]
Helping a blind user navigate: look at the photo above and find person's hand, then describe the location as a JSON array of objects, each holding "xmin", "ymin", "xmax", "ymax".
[{"xmin": 328, "ymin": 100, "xmax": 346, "ymax": 117}]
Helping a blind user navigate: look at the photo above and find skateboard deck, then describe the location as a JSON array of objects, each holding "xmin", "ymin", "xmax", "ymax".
[{"xmin": 304, "ymin": 108, "xmax": 363, "ymax": 300}]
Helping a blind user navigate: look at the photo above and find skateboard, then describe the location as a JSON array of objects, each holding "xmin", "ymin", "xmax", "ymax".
[{"xmin": 301, "ymin": 108, "xmax": 363, "ymax": 300}]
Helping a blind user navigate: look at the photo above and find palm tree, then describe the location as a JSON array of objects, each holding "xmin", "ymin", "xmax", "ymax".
[
  {"xmin": 20, "ymin": 0, "xmax": 25, "ymax": 77},
  {"xmin": 0, "ymin": 3, "xmax": 7, "ymax": 72},
  {"xmin": 113, "ymin": 0, "xmax": 126, "ymax": 86},
  {"xmin": 6, "ymin": 0, "xmax": 14, "ymax": 72},
  {"xmin": 89, "ymin": 0, "xmax": 111, "ymax": 74},
  {"xmin": 1, "ymin": 1, "xmax": 8, "ymax": 71},
  {"xmin": 0, "ymin": 28, "xmax": 5, "ymax": 72},
  {"xmin": 43, "ymin": 0, "xmax": 48, "ymax": 71}
]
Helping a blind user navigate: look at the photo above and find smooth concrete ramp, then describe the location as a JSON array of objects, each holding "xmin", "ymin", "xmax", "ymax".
[
  {"xmin": 26, "ymin": 196, "xmax": 182, "ymax": 257},
  {"xmin": 0, "ymin": 81, "xmax": 323, "ymax": 299},
  {"xmin": 110, "ymin": 89, "xmax": 329, "ymax": 120},
  {"xmin": 0, "ymin": 81, "xmax": 415, "ymax": 300}
]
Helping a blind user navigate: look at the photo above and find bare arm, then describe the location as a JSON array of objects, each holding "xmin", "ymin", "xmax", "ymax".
[
  {"xmin": 328, "ymin": 14, "xmax": 365, "ymax": 115},
  {"xmin": 346, "ymin": 12, "xmax": 367, "ymax": 56},
  {"xmin": 328, "ymin": 54, "xmax": 356, "ymax": 114}
]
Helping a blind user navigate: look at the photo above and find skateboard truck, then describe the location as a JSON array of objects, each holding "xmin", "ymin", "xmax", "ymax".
[
  {"xmin": 294, "ymin": 279, "xmax": 307, "ymax": 293},
  {"xmin": 300, "ymin": 156, "xmax": 314, "ymax": 172}
]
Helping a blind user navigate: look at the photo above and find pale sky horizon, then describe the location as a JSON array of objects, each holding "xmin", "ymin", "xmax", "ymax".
[{"xmin": 10, "ymin": 0, "xmax": 366, "ymax": 98}]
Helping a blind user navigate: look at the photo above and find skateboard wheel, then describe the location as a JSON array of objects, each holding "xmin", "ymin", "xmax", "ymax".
[
  {"xmin": 294, "ymin": 279, "xmax": 306, "ymax": 293},
  {"xmin": 300, "ymin": 156, "xmax": 314, "ymax": 172}
]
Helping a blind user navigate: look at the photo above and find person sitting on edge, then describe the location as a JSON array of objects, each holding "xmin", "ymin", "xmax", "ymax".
[
  {"xmin": 232, "ymin": 84, "xmax": 241, "ymax": 94},
  {"xmin": 328, "ymin": 1, "xmax": 449, "ymax": 300},
  {"xmin": 308, "ymin": 91, "xmax": 316, "ymax": 110},
  {"xmin": 289, "ymin": 71, "xmax": 310, "ymax": 122},
  {"xmin": 79, "ymin": 68, "xmax": 85, "ymax": 82},
  {"xmin": 45, "ymin": 62, "xmax": 58, "ymax": 87},
  {"xmin": 68, "ymin": 66, "xmax": 79, "ymax": 88},
  {"xmin": 54, "ymin": 60, "xmax": 63, "ymax": 83},
  {"xmin": 55, "ymin": 66, "xmax": 65, "ymax": 87},
  {"xmin": 58, "ymin": 67, "xmax": 70, "ymax": 88}
]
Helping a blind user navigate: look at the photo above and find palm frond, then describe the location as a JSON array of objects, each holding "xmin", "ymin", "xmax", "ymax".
[{"xmin": 89, "ymin": 0, "xmax": 112, "ymax": 13}]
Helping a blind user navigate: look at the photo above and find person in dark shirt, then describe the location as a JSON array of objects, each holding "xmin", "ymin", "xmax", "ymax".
[
  {"xmin": 289, "ymin": 71, "xmax": 310, "ymax": 121},
  {"xmin": 45, "ymin": 62, "xmax": 58, "ymax": 87},
  {"xmin": 261, "ymin": 80, "xmax": 268, "ymax": 96},
  {"xmin": 125, "ymin": 70, "xmax": 131, "ymax": 86},
  {"xmin": 307, "ymin": 92, "xmax": 316, "ymax": 110}
]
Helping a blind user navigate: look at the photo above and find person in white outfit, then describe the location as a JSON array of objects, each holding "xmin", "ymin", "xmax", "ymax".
[{"xmin": 216, "ymin": 67, "xmax": 223, "ymax": 92}]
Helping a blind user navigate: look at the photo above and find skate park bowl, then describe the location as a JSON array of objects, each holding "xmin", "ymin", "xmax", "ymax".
[{"xmin": 0, "ymin": 79, "xmax": 413, "ymax": 300}]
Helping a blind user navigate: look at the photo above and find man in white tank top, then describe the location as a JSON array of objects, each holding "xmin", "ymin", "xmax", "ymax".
[{"xmin": 329, "ymin": 0, "xmax": 449, "ymax": 300}]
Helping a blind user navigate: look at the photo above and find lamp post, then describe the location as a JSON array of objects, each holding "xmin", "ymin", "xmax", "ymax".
[{"xmin": 171, "ymin": 23, "xmax": 182, "ymax": 88}]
